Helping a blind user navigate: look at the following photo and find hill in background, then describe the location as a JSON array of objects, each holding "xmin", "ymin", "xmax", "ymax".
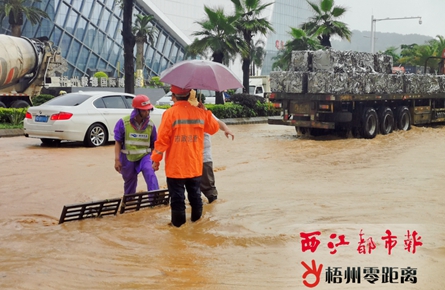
[{"xmin": 331, "ymin": 30, "xmax": 434, "ymax": 53}]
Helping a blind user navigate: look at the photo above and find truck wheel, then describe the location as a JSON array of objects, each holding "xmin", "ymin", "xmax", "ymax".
[
  {"xmin": 361, "ymin": 107, "xmax": 379, "ymax": 139},
  {"xmin": 378, "ymin": 107, "xmax": 394, "ymax": 135},
  {"xmin": 10, "ymin": 100, "xmax": 30, "ymax": 108},
  {"xmin": 84, "ymin": 123, "xmax": 107, "ymax": 147},
  {"xmin": 0, "ymin": 101, "xmax": 6, "ymax": 108},
  {"xmin": 396, "ymin": 106, "xmax": 411, "ymax": 131}
]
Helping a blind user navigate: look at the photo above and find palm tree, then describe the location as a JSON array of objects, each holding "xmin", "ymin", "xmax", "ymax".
[
  {"xmin": 272, "ymin": 27, "xmax": 323, "ymax": 71},
  {"xmin": 187, "ymin": 6, "xmax": 246, "ymax": 103},
  {"xmin": 250, "ymin": 39, "xmax": 265, "ymax": 76},
  {"xmin": 132, "ymin": 14, "xmax": 157, "ymax": 87},
  {"xmin": 382, "ymin": 46, "xmax": 401, "ymax": 65},
  {"xmin": 0, "ymin": 0, "xmax": 49, "ymax": 37},
  {"xmin": 132, "ymin": 14, "xmax": 157, "ymax": 71},
  {"xmin": 300, "ymin": 0, "xmax": 351, "ymax": 47},
  {"xmin": 231, "ymin": 0, "xmax": 274, "ymax": 92}
]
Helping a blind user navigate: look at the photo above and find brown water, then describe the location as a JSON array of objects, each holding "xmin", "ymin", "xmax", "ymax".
[{"xmin": 1, "ymin": 124, "xmax": 444, "ymax": 289}]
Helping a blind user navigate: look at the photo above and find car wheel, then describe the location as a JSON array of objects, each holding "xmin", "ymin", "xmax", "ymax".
[{"xmin": 84, "ymin": 123, "xmax": 107, "ymax": 147}]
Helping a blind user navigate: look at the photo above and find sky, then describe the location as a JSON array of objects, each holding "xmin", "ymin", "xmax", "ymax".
[{"xmin": 334, "ymin": 0, "xmax": 444, "ymax": 39}]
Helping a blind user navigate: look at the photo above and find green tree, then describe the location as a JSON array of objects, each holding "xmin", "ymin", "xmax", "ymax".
[
  {"xmin": 381, "ymin": 46, "xmax": 401, "ymax": 65},
  {"xmin": 300, "ymin": 0, "xmax": 351, "ymax": 47},
  {"xmin": 132, "ymin": 14, "xmax": 157, "ymax": 71},
  {"xmin": 0, "ymin": 0, "xmax": 49, "ymax": 37},
  {"xmin": 187, "ymin": 5, "xmax": 246, "ymax": 104},
  {"xmin": 272, "ymin": 27, "xmax": 323, "ymax": 71},
  {"xmin": 231, "ymin": 0, "xmax": 274, "ymax": 92},
  {"xmin": 250, "ymin": 39, "xmax": 265, "ymax": 76}
]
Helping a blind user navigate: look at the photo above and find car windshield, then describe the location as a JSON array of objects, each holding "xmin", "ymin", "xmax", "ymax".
[{"xmin": 43, "ymin": 94, "xmax": 92, "ymax": 106}]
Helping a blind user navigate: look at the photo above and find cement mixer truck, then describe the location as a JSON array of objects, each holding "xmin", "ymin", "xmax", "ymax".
[{"xmin": 0, "ymin": 35, "xmax": 60, "ymax": 108}]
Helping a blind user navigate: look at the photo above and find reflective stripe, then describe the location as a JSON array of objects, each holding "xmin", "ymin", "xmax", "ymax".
[
  {"xmin": 126, "ymin": 140, "xmax": 150, "ymax": 146},
  {"xmin": 121, "ymin": 148, "xmax": 151, "ymax": 154},
  {"xmin": 172, "ymin": 119, "xmax": 204, "ymax": 127}
]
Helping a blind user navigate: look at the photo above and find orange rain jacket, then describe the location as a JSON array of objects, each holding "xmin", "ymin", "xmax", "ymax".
[{"xmin": 151, "ymin": 101, "xmax": 219, "ymax": 178}]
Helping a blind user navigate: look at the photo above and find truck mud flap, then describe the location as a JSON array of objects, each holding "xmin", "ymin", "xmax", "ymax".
[
  {"xmin": 120, "ymin": 189, "xmax": 170, "ymax": 214},
  {"xmin": 59, "ymin": 198, "xmax": 122, "ymax": 224}
]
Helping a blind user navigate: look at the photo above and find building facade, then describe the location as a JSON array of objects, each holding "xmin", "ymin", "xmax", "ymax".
[{"xmin": 1, "ymin": 0, "xmax": 312, "ymax": 80}]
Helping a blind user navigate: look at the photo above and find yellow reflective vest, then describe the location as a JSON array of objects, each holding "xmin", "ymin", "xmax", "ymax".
[{"xmin": 122, "ymin": 115, "xmax": 154, "ymax": 162}]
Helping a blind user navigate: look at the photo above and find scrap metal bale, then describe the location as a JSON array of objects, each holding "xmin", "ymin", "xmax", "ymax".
[
  {"xmin": 312, "ymin": 50, "xmax": 334, "ymax": 73},
  {"xmin": 374, "ymin": 53, "xmax": 393, "ymax": 74},
  {"xmin": 437, "ymin": 75, "xmax": 445, "ymax": 92},
  {"xmin": 307, "ymin": 72, "xmax": 330, "ymax": 93},
  {"xmin": 270, "ymin": 71, "xmax": 306, "ymax": 93},
  {"xmin": 404, "ymin": 74, "xmax": 423, "ymax": 94},
  {"xmin": 384, "ymin": 74, "xmax": 404, "ymax": 94},
  {"xmin": 326, "ymin": 73, "xmax": 349, "ymax": 94},
  {"xmin": 348, "ymin": 73, "xmax": 367, "ymax": 95},
  {"xmin": 353, "ymin": 51, "xmax": 375, "ymax": 73},
  {"xmin": 290, "ymin": 50, "xmax": 310, "ymax": 72},
  {"xmin": 422, "ymin": 74, "xmax": 440, "ymax": 93}
]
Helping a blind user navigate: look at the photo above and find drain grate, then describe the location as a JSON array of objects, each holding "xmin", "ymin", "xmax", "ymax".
[
  {"xmin": 120, "ymin": 189, "xmax": 169, "ymax": 214},
  {"xmin": 59, "ymin": 198, "xmax": 122, "ymax": 224}
]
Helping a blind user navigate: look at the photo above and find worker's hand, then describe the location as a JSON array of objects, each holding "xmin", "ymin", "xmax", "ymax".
[
  {"xmin": 152, "ymin": 161, "xmax": 160, "ymax": 171},
  {"xmin": 197, "ymin": 102, "xmax": 206, "ymax": 110},
  {"xmin": 224, "ymin": 129, "xmax": 234, "ymax": 140},
  {"xmin": 114, "ymin": 159, "xmax": 122, "ymax": 173}
]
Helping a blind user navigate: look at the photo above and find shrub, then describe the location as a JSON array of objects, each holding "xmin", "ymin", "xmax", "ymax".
[
  {"xmin": 32, "ymin": 94, "xmax": 56, "ymax": 106},
  {"xmin": 94, "ymin": 71, "xmax": 108, "ymax": 83},
  {"xmin": 230, "ymin": 93, "xmax": 265, "ymax": 108},
  {"xmin": 0, "ymin": 108, "xmax": 27, "ymax": 125}
]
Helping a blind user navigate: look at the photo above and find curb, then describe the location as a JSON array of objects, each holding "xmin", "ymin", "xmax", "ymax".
[
  {"xmin": 0, "ymin": 128, "xmax": 24, "ymax": 138},
  {"xmin": 0, "ymin": 117, "xmax": 269, "ymax": 138}
]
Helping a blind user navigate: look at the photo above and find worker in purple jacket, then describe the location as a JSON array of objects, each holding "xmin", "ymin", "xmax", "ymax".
[{"xmin": 114, "ymin": 95, "xmax": 159, "ymax": 195}]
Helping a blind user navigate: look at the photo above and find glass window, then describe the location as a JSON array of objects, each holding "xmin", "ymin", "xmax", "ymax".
[
  {"xmin": 160, "ymin": 58, "xmax": 168, "ymax": 72},
  {"xmin": 102, "ymin": 96, "xmax": 126, "ymax": 109},
  {"xmin": 82, "ymin": 0, "xmax": 94, "ymax": 17},
  {"xmin": 71, "ymin": 0, "xmax": 82, "ymax": 11},
  {"xmin": 163, "ymin": 38, "xmax": 172, "ymax": 58},
  {"xmin": 93, "ymin": 98, "xmax": 106, "ymax": 108},
  {"xmin": 113, "ymin": 2, "xmax": 122, "ymax": 17},
  {"xmin": 65, "ymin": 8, "xmax": 78, "ymax": 34},
  {"xmin": 145, "ymin": 47, "xmax": 154, "ymax": 67},
  {"xmin": 124, "ymin": 96, "xmax": 133, "ymax": 108},
  {"xmin": 74, "ymin": 17, "xmax": 87, "ymax": 41},
  {"xmin": 108, "ymin": 43, "xmax": 121, "ymax": 65},
  {"xmin": 114, "ymin": 21, "xmax": 123, "ymax": 44},
  {"xmin": 107, "ymin": 15, "xmax": 119, "ymax": 37},
  {"xmin": 152, "ymin": 52, "xmax": 161, "ymax": 73},
  {"xmin": 45, "ymin": 94, "xmax": 92, "ymax": 106},
  {"xmin": 91, "ymin": 3, "xmax": 103, "ymax": 26},
  {"xmin": 52, "ymin": 26, "xmax": 63, "ymax": 47},
  {"xmin": 170, "ymin": 45, "xmax": 178, "ymax": 61},
  {"xmin": 55, "ymin": 3, "xmax": 69, "ymax": 26},
  {"xmin": 99, "ymin": 8, "xmax": 110, "ymax": 31},
  {"xmin": 60, "ymin": 33, "xmax": 72, "ymax": 58},
  {"xmin": 156, "ymin": 33, "xmax": 165, "ymax": 51},
  {"xmin": 78, "ymin": 46, "xmax": 90, "ymax": 71},
  {"xmin": 67, "ymin": 40, "xmax": 81, "ymax": 64},
  {"xmin": 88, "ymin": 53, "xmax": 99, "ymax": 68},
  {"xmin": 83, "ymin": 23, "xmax": 96, "ymax": 48},
  {"xmin": 98, "ymin": 59, "xmax": 107, "ymax": 70}
]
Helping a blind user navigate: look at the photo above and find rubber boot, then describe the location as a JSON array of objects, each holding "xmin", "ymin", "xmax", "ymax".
[
  {"xmin": 171, "ymin": 210, "xmax": 186, "ymax": 227},
  {"xmin": 191, "ymin": 207, "xmax": 203, "ymax": 222}
]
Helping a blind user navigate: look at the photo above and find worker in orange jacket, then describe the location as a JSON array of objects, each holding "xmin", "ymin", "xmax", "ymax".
[{"xmin": 151, "ymin": 85, "xmax": 220, "ymax": 227}]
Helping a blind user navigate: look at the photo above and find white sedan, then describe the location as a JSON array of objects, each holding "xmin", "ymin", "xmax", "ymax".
[{"xmin": 24, "ymin": 91, "xmax": 165, "ymax": 147}]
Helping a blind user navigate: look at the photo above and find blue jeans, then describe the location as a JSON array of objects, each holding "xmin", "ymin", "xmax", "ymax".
[{"xmin": 167, "ymin": 176, "xmax": 202, "ymax": 212}]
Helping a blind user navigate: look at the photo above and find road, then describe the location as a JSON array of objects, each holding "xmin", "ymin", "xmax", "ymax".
[{"xmin": 1, "ymin": 123, "xmax": 444, "ymax": 289}]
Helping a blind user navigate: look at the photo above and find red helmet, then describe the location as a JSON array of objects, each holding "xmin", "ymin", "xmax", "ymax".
[{"xmin": 132, "ymin": 95, "xmax": 153, "ymax": 110}]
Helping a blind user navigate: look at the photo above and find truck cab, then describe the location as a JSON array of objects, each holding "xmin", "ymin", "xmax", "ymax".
[{"xmin": 249, "ymin": 75, "xmax": 271, "ymax": 98}]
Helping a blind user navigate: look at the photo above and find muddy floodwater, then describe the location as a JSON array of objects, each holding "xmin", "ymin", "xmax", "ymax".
[{"xmin": 1, "ymin": 123, "xmax": 444, "ymax": 289}]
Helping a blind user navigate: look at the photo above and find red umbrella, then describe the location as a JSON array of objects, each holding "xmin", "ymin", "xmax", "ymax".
[{"xmin": 159, "ymin": 59, "xmax": 243, "ymax": 91}]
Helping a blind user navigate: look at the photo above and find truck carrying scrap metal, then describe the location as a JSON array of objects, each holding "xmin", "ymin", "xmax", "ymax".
[
  {"xmin": 0, "ymin": 35, "xmax": 60, "ymax": 108},
  {"xmin": 268, "ymin": 49, "xmax": 445, "ymax": 139}
]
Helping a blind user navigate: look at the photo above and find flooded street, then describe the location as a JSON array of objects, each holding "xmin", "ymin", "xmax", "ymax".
[{"xmin": 1, "ymin": 123, "xmax": 444, "ymax": 289}]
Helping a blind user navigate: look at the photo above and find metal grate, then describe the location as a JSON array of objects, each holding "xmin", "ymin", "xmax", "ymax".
[
  {"xmin": 59, "ymin": 198, "xmax": 121, "ymax": 224},
  {"xmin": 120, "ymin": 189, "xmax": 169, "ymax": 214}
]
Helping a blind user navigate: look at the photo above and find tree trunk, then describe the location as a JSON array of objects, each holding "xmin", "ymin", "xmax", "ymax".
[
  {"xmin": 11, "ymin": 25, "xmax": 21, "ymax": 37},
  {"xmin": 135, "ymin": 37, "xmax": 145, "ymax": 70},
  {"xmin": 123, "ymin": 0, "xmax": 135, "ymax": 94},
  {"xmin": 242, "ymin": 57, "xmax": 250, "ymax": 93}
]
